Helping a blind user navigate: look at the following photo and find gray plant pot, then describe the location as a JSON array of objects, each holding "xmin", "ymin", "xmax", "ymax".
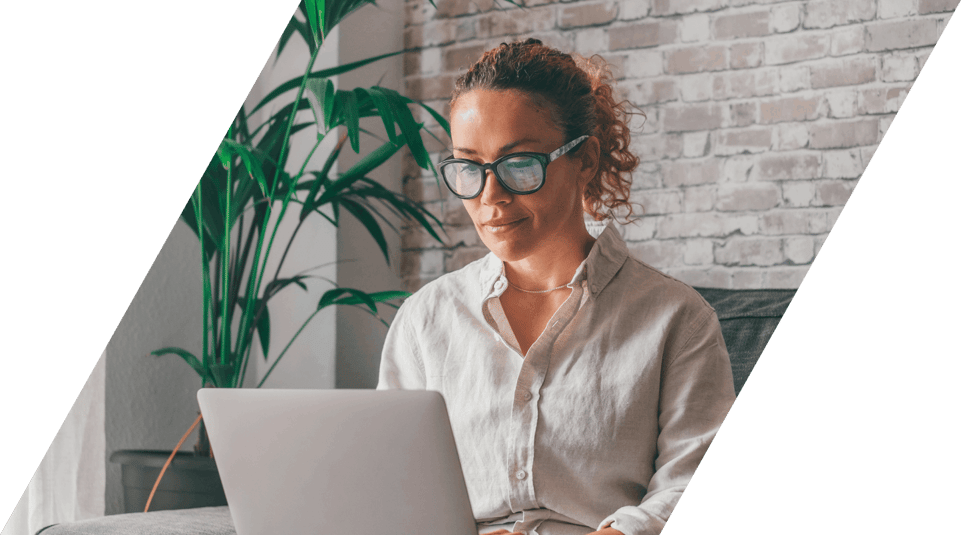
[{"xmin": 110, "ymin": 450, "xmax": 227, "ymax": 513}]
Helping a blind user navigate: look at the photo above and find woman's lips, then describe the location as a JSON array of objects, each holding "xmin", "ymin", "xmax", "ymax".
[{"xmin": 483, "ymin": 217, "xmax": 525, "ymax": 233}]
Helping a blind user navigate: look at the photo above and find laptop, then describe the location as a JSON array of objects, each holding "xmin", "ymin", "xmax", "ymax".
[{"xmin": 197, "ymin": 388, "xmax": 479, "ymax": 535}]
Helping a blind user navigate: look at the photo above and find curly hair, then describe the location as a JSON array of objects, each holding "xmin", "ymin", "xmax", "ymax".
[{"xmin": 450, "ymin": 38, "xmax": 643, "ymax": 221}]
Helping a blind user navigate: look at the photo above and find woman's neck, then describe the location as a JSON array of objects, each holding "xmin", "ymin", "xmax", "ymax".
[{"xmin": 503, "ymin": 225, "xmax": 596, "ymax": 292}]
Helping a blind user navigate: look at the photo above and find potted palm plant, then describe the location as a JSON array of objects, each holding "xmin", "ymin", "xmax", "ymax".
[{"xmin": 110, "ymin": 0, "xmax": 447, "ymax": 513}]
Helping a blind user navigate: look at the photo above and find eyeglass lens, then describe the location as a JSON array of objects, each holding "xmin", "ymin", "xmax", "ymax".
[
  {"xmin": 442, "ymin": 156, "xmax": 545, "ymax": 197},
  {"xmin": 497, "ymin": 157, "xmax": 543, "ymax": 191}
]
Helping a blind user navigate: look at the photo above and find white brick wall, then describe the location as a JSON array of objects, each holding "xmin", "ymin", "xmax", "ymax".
[{"xmin": 400, "ymin": 0, "xmax": 956, "ymax": 290}]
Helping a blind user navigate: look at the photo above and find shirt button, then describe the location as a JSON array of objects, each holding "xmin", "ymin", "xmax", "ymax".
[
  {"xmin": 494, "ymin": 280, "xmax": 505, "ymax": 290},
  {"xmin": 515, "ymin": 469, "xmax": 527, "ymax": 480},
  {"xmin": 522, "ymin": 391, "xmax": 532, "ymax": 401}
]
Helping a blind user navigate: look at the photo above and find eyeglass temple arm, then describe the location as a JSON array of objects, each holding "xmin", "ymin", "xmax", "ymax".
[{"xmin": 548, "ymin": 135, "xmax": 590, "ymax": 162}]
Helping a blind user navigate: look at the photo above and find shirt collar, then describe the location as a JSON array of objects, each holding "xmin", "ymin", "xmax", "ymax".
[
  {"xmin": 478, "ymin": 221, "xmax": 630, "ymax": 300},
  {"xmin": 583, "ymin": 222, "xmax": 630, "ymax": 298}
]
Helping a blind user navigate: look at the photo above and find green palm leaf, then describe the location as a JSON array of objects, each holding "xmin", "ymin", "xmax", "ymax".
[
  {"xmin": 337, "ymin": 290, "xmax": 410, "ymax": 306},
  {"xmin": 344, "ymin": 89, "xmax": 361, "ymax": 152},
  {"xmin": 208, "ymin": 363, "xmax": 235, "ymax": 389},
  {"xmin": 256, "ymin": 303, "xmax": 271, "ymax": 361},
  {"xmin": 347, "ymin": 179, "xmax": 444, "ymax": 243},
  {"xmin": 318, "ymin": 139, "xmax": 405, "ymax": 205},
  {"xmin": 340, "ymin": 197, "xmax": 390, "ymax": 264},
  {"xmin": 263, "ymin": 276, "xmax": 310, "ymax": 297},
  {"xmin": 383, "ymin": 88, "xmax": 431, "ymax": 170},
  {"xmin": 152, "ymin": 347, "xmax": 208, "ymax": 383},
  {"xmin": 318, "ymin": 287, "xmax": 377, "ymax": 313},
  {"xmin": 304, "ymin": 0, "xmax": 322, "ymax": 45},
  {"xmin": 276, "ymin": 15, "xmax": 299, "ymax": 60},
  {"xmin": 163, "ymin": 0, "xmax": 449, "ymax": 394},
  {"xmin": 250, "ymin": 50, "xmax": 404, "ymax": 116},
  {"xmin": 367, "ymin": 87, "xmax": 399, "ymax": 142},
  {"xmin": 404, "ymin": 95, "xmax": 452, "ymax": 137},
  {"xmin": 321, "ymin": 0, "xmax": 375, "ymax": 34},
  {"xmin": 305, "ymin": 77, "xmax": 335, "ymax": 132}
]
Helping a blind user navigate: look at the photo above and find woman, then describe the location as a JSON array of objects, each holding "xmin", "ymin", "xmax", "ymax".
[{"xmin": 378, "ymin": 39, "xmax": 735, "ymax": 535}]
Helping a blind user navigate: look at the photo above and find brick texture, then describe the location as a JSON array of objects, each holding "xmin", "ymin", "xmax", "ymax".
[
  {"xmin": 866, "ymin": 19, "xmax": 940, "ymax": 50},
  {"xmin": 713, "ymin": 10, "xmax": 771, "ymax": 39},
  {"xmin": 803, "ymin": 0, "xmax": 878, "ymax": 30},
  {"xmin": 609, "ymin": 20, "xmax": 678, "ymax": 49},
  {"xmin": 920, "ymin": 0, "xmax": 961, "ymax": 13},
  {"xmin": 560, "ymin": 2, "xmax": 619, "ymax": 29},
  {"xmin": 399, "ymin": 0, "xmax": 949, "ymax": 290}
]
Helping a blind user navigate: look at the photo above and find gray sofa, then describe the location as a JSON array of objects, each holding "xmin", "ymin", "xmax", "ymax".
[{"xmin": 38, "ymin": 287, "xmax": 795, "ymax": 535}]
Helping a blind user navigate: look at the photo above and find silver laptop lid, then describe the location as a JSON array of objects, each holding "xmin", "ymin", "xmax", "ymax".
[{"xmin": 197, "ymin": 389, "xmax": 478, "ymax": 535}]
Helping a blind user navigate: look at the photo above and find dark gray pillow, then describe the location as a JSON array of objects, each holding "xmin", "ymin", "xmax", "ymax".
[{"xmin": 694, "ymin": 287, "xmax": 796, "ymax": 396}]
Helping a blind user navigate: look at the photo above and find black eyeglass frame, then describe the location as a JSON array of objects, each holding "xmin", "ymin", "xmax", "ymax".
[{"xmin": 439, "ymin": 135, "xmax": 591, "ymax": 200}]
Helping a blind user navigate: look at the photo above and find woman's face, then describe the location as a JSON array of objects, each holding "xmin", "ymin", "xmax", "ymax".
[{"xmin": 449, "ymin": 89, "xmax": 595, "ymax": 264}]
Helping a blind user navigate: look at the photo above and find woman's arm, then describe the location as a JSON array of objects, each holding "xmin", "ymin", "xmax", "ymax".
[
  {"xmin": 591, "ymin": 527, "xmax": 626, "ymax": 535},
  {"xmin": 377, "ymin": 301, "xmax": 427, "ymax": 390},
  {"xmin": 599, "ymin": 308, "xmax": 736, "ymax": 535}
]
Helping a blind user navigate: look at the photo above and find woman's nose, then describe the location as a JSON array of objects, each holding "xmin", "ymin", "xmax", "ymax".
[{"xmin": 479, "ymin": 170, "xmax": 512, "ymax": 205}]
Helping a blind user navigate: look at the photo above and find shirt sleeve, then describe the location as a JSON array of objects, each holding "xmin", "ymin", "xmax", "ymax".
[
  {"xmin": 376, "ymin": 300, "xmax": 427, "ymax": 390},
  {"xmin": 599, "ymin": 307, "xmax": 736, "ymax": 535}
]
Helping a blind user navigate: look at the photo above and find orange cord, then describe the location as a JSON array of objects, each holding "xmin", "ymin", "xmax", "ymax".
[{"xmin": 144, "ymin": 413, "xmax": 204, "ymax": 512}]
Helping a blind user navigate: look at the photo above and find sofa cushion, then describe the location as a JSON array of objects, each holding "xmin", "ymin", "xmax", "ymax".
[
  {"xmin": 37, "ymin": 507, "xmax": 234, "ymax": 535},
  {"xmin": 694, "ymin": 287, "xmax": 796, "ymax": 396}
]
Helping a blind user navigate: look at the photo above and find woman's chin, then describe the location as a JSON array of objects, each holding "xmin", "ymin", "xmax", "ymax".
[
  {"xmin": 479, "ymin": 236, "xmax": 535, "ymax": 264},
  {"xmin": 475, "ymin": 221, "xmax": 532, "ymax": 260}
]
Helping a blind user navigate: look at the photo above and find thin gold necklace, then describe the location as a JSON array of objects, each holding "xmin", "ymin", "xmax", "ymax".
[{"xmin": 506, "ymin": 279, "xmax": 569, "ymax": 294}]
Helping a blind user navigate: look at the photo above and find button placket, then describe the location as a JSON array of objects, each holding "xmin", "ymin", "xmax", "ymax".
[
  {"xmin": 508, "ymin": 276, "xmax": 585, "ymax": 511},
  {"xmin": 526, "ymin": 282, "xmax": 585, "ymax": 505},
  {"xmin": 507, "ymin": 360, "xmax": 538, "ymax": 511}
]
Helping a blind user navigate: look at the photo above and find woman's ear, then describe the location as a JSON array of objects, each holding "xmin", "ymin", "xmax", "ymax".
[{"xmin": 575, "ymin": 136, "xmax": 601, "ymax": 189}]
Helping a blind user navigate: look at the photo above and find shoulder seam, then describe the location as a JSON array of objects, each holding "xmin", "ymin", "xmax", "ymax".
[
  {"xmin": 666, "ymin": 306, "xmax": 718, "ymax": 369},
  {"xmin": 622, "ymin": 255, "xmax": 717, "ymax": 313}
]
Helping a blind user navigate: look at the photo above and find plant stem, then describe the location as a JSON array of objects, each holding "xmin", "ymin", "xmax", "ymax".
[
  {"xmin": 237, "ymin": 131, "xmax": 324, "ymax": 372},
  {"xmin": 234, "ymin": 203, "xmax": 270, "ymax": 387},
  {"xmin": 194, "ymin": 184, "xmax": 212, "ymax": 386},
  {"xmin": 298, "ymin": 135, "xmax": 324, "ymax": 181},
  {"xmin": 240, "ymin": 42, "xmax": 324, "ymax": 387},
  {"xmin": 267, "ymin": 134, "xmax": 325, "ymax": 287},
  {"xmin": 228, "ymin": 211, "xmax": 245, "ymax": 324},
  {"xmin": 271, "ymin": 216, "xmax": 307, "ymax": 286},
  {"xmin": 257, "ymin": 308, "xmax": 321, "ymax": 388},
  {"xmin": 213, "ymin": 246, "xmax": 222, "ymax": 363},
  {"xmin": 221, "ymin": 127, "xmax": 233, "ymax": 373},
  {"xmin": 269, "ymin": 36, "xmax": 320, "ymax": 207},
  {"xmin": 231, "ymin": 214, "xmax": 260, "ymax": 359},
  {"xmin": 271, "ymin": 133, "xmax": 344, "ymax": 283}
]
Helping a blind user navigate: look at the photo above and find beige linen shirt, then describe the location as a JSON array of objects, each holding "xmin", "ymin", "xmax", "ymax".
[{"xmin": 377, "ymin": 224, "xmax": 735, "ymax": 535}]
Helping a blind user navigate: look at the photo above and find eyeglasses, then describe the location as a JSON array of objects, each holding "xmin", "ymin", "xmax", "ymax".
[{"xmin": 439, "ymin": 135, "xmax": 590, "ymax": 200}]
